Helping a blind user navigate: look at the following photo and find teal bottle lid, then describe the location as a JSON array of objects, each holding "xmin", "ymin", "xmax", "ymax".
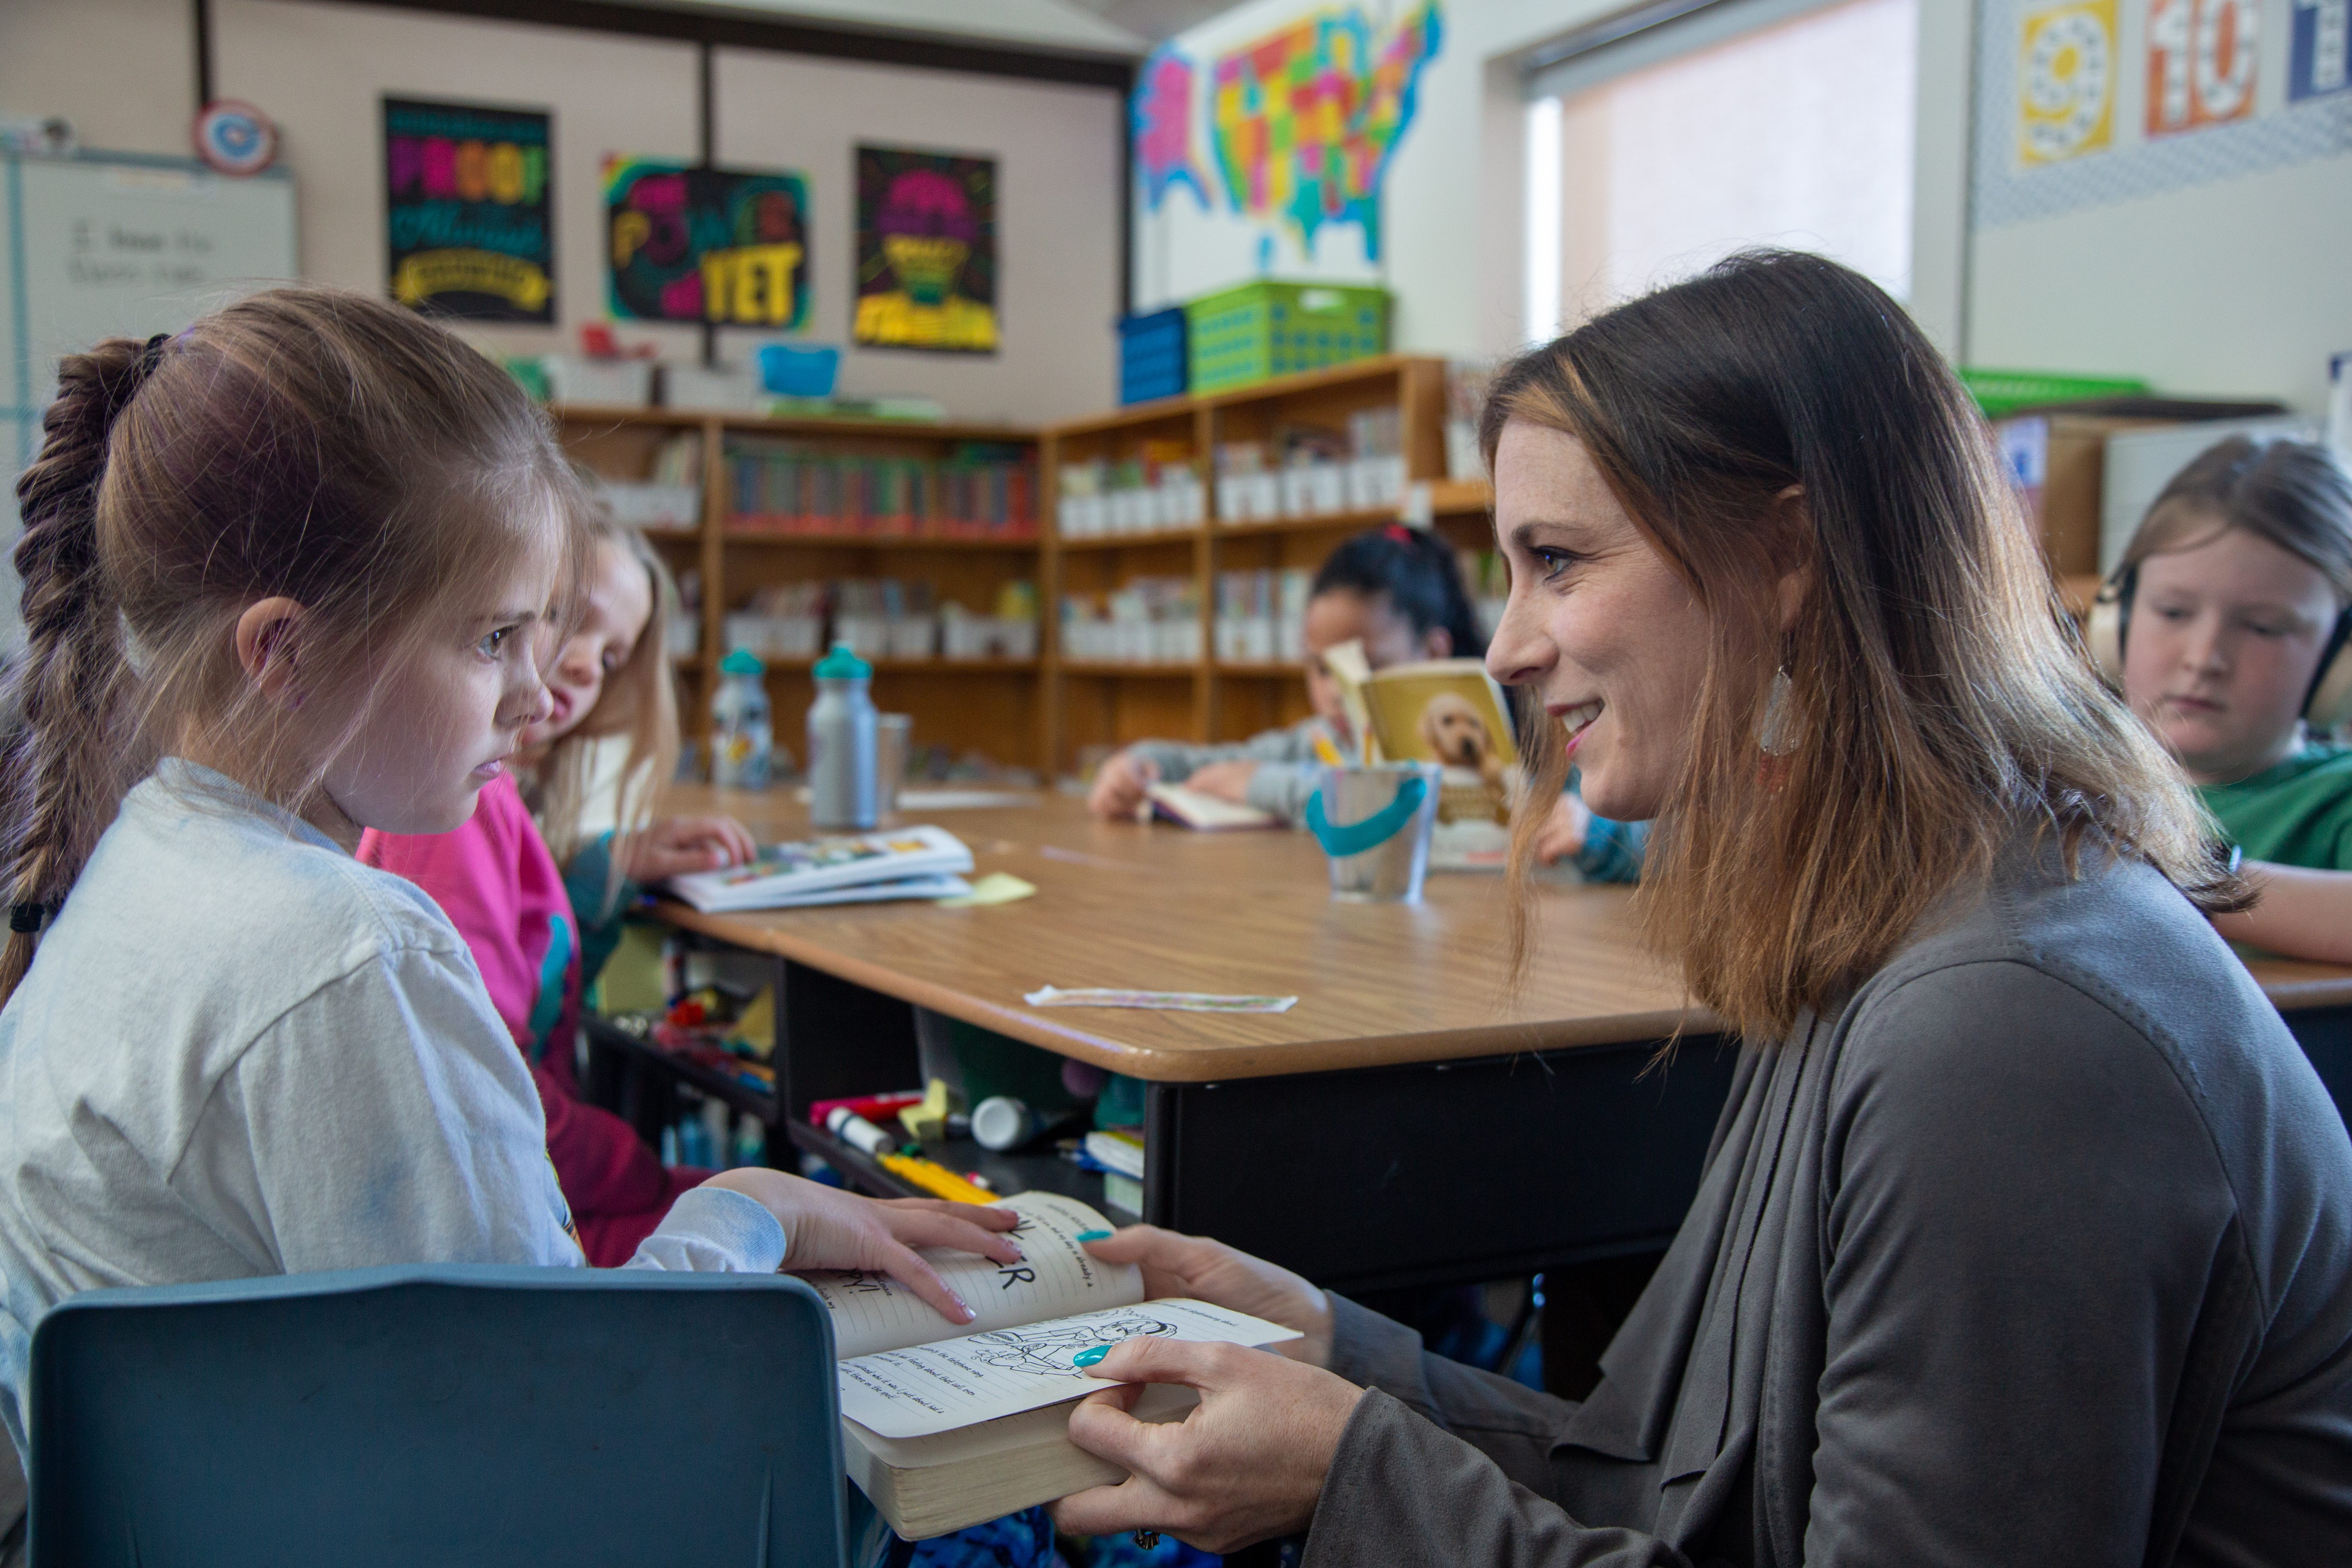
[
  {"xmin": 718, "ymin": 647, "xmax": 765, "ymax": 677},
  {"xmin": 812, "ymin": 641, "xmax": 872, "ymax": 680}
]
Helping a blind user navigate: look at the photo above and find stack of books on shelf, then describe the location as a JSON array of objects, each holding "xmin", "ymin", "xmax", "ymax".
[
  {"xmin": 1060, "ymin": 577, "xmax": 1200, "ymax": 664},
  {"xmin": 726, "ymin": 439, "xmax": 1038, "ymax": 540},
  {"xmin": 1213, "ymin": 568, "xmax": 1313, "ymax": 663},
  {"xmin": 1213, "ymin": 407, "xmax": 1406, "ymax": 524},
  {"xmin": 722, "ymin": 579, "xmax": 1039, "ymax": 665},
  {"xmin": 1055, "ymin": 441, "xmax": 1206, "ymax": 537}
]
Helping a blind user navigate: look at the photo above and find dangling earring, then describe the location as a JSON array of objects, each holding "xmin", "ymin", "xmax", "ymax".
[{"xmin": 1757, "ymin": 666, "xmax": 1798, "ymax": 793}]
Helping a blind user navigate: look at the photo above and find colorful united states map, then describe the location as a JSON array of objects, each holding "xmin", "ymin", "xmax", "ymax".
[{"xmin": 1209, "ymin": 1, "xmax": 1442, "ymax": 260}]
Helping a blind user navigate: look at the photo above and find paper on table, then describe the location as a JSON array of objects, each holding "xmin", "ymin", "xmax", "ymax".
[
  {"xmin": 1025, "ymin": 986, "xmax": 1299, "ymax": 1014},
  {"xmin": 800, "ymin": 1191, "xmax": 1140, "ymax": 1360},
  {"xmin": 936, "ymin": 872, "xmax": 1037, "ymax": 908},
  {"xmin": 838, "ymin": 1297, "xmax": 1302, "ymax": 1438}
]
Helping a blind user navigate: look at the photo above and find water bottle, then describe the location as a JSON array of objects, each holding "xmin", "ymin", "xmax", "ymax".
[
  {"xmin": 710, "ymin": 647, "xmax": 773, "ymax": 789},
  {"xmin": 807, "ymin": 641, "xmax": 877, "ymax": 829}
]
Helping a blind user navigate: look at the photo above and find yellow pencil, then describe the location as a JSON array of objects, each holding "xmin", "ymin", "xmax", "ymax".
[{"xmin": 879, "ymin": 1152, "xmax": 1000, "ymax": 1206}]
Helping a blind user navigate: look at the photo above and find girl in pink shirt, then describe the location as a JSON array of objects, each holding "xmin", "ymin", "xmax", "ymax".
[{"xmin": 363, "ymin": 515, "xmax": 753, "ymax": 1264}]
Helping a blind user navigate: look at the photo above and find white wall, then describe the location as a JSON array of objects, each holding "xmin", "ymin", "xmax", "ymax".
[
  {"xmin": 0, "ymin": 0, "xmax": 192, "ymax": 160},
  {"xmin": 713, "ymin": 49, "xmax": 1120, "ymax": 422}
]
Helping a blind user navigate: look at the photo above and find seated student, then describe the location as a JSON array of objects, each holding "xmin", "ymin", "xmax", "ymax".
[
  {"xmin": 361, "ymin": 510, "xmax": 756, "ymax": 1265},
  {"xmin": 1087, "ymin": 524, "xmax": 1646, "ymax": 881},
  {"xmin": 0, "ymin": 291, "xmax": 1017, "ymax": 1468},
  {"xmin": 2110, "ymin": 435, "xmax": 2352, "ymax": 963}
]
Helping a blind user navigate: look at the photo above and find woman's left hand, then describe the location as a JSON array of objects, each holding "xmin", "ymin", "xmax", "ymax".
[
  {"xmin": 622, "ymin": 814, "xmax": 758, "ymax": 879},
  {"xmin": 1050, "ymin": 1339, "xmax": 1362, "ymax": 1552}
]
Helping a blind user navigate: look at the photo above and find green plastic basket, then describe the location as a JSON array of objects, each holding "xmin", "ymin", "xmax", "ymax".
[
  {"xmin": 1960, "ymin": 368, "xmax": 2150, "ymax": 420},
  {"xmin": 1185, "ymin": 281, "xmax": 1390, "ymax": 395}
]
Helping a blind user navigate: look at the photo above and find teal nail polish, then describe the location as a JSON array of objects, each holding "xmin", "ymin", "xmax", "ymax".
[
  {"xmin": 1075, "ymin": 1229, "xmax": 1113, "ymax": 1242},
  {"xmin": 1074, "ymin": 1345, "xmax": 1110, "ymax": 1368}
]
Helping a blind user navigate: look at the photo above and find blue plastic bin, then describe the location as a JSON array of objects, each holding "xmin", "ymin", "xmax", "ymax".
[
  {"xmin": 758, "ymin": 343, "xmax": 841, "ymax": 399},
  {"xmin": 1118, "ymin": 308, "xmax": 1188, "ymax": 405}
]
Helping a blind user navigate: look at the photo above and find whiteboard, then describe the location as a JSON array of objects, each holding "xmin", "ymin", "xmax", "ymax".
[{"xmin": 0, "ymin": 152, "xmax": 299, "ymax": 623}]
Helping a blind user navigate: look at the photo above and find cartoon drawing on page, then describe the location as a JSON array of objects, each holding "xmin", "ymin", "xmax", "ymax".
[{"xmin": 966, "ymin": 1313, "xmax": 1181, "ymax": 1377}]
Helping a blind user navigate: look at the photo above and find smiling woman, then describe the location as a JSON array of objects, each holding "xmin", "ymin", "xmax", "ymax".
[{"xmin": 1047, "ymin": 253, "xmax": 2352, "ymax": 1564}]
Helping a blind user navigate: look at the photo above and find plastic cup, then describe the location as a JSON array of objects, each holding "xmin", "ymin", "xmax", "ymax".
[{"xmin": 1306, "ymin": 762, "xmax": 1443, "ymax": 904}]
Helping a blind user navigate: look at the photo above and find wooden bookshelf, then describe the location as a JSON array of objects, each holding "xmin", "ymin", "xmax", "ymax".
[
  {"xmin": 550, "ymin": 405, "xmax": 1045, "ymax": 774},
  {"xmin": 1039, "ymin": 356, "xmax": 1492, "ymax": 777}
]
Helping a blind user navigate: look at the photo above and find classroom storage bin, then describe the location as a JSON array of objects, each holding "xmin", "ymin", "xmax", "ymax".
[
  {"xmin": 1118, "ymin": 308, "xmax": 1189, "ymax": 405},
  {"xmin": 662, "ymin": 363, "xmax": 761, "ymax": 412},
  {"xmin": 1961, "ymin": 368, "xmax": 2149, "ymax": 420},
  {"xmin": 1185, "ymin": 282, "xmax": 1389, "ymax": 395},
  {"xmin": 543, "ymin": 356, "xmax": 653, "ymax": 407}
]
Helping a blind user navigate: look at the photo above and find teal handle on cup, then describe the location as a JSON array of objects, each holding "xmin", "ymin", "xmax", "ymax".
[{"xmin": 1305, "ymin": 775, "xmax": 1428, "ymax": 858}]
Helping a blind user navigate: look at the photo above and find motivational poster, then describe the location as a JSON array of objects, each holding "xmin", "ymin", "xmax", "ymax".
[
  {"xmin": 383, "ymin": 98, "xmax": 553, "ymax": 322},
  {"xmin": 604, "ymin": 160, "xmax": 810, "ymax": 329},
  {"xmin": 853, "ymin": 147, "xmax": 998, "ymax": 354}
]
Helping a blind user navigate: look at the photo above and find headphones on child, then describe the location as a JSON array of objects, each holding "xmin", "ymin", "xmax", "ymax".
[{"xmin": 2088, "ymin": 563, "xmax": 2352, "ymax": 729}]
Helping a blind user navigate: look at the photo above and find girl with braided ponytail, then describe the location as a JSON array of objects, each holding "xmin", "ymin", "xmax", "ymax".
[{"xmin": 0, "ymin": 289, "xmax": 1017, "ymax": 1463}]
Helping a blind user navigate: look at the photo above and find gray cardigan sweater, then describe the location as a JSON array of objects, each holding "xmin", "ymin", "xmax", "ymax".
[{"xmin": 1307, "ymin": 848, "xmax": 2352, "ymax": 1566}]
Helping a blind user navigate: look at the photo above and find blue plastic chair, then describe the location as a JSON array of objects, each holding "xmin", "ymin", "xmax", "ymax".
[{"xmin": 26, "ymin": 1264, "xmax": 848, "ymax": 1566}]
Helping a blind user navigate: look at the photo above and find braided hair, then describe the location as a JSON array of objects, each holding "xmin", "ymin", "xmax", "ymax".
[{"xmin": 1310, "ymin": 524, "xmax": 1486, "ymax": 659}]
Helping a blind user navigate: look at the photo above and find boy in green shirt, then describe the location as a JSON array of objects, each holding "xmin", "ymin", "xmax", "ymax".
[{"xmin": 2112, "ymin": 436, "xmax": 2352, "ymax": 961}]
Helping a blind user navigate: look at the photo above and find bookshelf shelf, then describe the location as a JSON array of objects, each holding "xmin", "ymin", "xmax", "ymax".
[
  {"xmin": 1058, "ymin": 526, "xmax": 1203, "ymax": 551},
  {"xmin": 1058, "ymin": 662, "xmax": 1200, "ymax": 678},
  {"xmin": 722, "ymin": 529, "xmax": 1042, "ymax": 551}
]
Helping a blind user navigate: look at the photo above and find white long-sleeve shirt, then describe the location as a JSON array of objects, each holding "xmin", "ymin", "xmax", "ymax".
[{"xmin": 0, "ymin": 760, "xmax": 784, "ymax": 1455}]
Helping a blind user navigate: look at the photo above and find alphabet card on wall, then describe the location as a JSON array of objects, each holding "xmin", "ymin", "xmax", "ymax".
[
  {"xmin": 383, "ymin": 98, "xmax": 553, "ymax": 323},
  {"xmin": 853, "ymin": 147, "xmax": 998, "ymax": 354},
  {"xmin": 2145, "ymin": 0, "xmax": 2260, "ymax": 136},
  {"xmin": 605, "ymin": 160, "xmax": 810, "ymax": 330}
]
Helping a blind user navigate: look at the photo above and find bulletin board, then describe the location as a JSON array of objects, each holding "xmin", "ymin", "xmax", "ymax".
[{"xmin": 0, "ymin": 151, "xmax": 299, "ymax": 527}]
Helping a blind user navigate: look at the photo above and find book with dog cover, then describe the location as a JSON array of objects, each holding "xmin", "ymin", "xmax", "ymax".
[
  {"xmin": 810, "ymin": 1191, "xmax": 1301, "ymax": 1538},
  {"xmin": 1359, "ymin": 659, "xmax": 1522, "ymax": 830}
]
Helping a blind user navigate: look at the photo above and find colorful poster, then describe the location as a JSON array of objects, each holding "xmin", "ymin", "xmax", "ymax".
[
  {"xmin": 2146, "ymin": 0, "xmax": 2259, "ymax": 137},
  {"xmin": 854, "ymin": 147, "xmax": 998, "ymax": 354},
  {"xmin": 2017, "ymin": 0, "xmax": 2118, "ymax": 165},
  {"xmin": 2290, "ymin": 0, "xmax": 2351, "ymax": 100},
  {"xmin": 1207, "ymin": 2, "xmax": 1441, "ymax": 261},
  {"xmin": 383, "ymin": 98, "xmax": 553, "ymax": 322},
  {"xmin": 1133, "ymin": 45, "xmax": 1209, "ymax": 212},
  {"xmin": 605, "ymin": 160, "xmax": 810, "ymax": 329}
]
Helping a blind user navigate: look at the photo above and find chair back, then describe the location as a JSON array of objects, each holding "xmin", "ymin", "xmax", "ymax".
[{"xmin": 27, "ymin": 1264, "xmax": 846, "ymax": 1567}]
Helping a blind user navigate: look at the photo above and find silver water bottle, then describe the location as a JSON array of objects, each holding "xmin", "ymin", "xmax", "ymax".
[{"xmin": 807, "ymin": 641, "xmax": 877, "ymax": 830}]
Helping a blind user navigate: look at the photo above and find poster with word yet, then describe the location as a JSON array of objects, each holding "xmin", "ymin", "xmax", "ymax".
[
  {"xmin": 605, "ymin": 160, "xmax": 809, "ymax": 329},
  {"xmin": 383, "ymin": 99, "xmax": 552, "ymax": 323},
  {"xmin": 2019, "ymin": 0, "xmax": 2119, "ymax": 165},
  {"xmin": 854, "ymin": 147, "xmax": 997, "ymax": 354},
  {"xmin": 2146, "ymin": 0, "xmax": 2259, "ymax": 137},
  {"xmin": 2292, "ymin": 0, "xmax": 2352, "ymax": 99}
]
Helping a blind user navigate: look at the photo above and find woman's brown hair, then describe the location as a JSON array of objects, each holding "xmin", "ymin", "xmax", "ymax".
[
  {"xmin": 2, "ymin": 286, "xmax": 584, "ymax": 1002},
  {"xmin": 2114, "ymin": 435, "xmax": 2352, "ymax": 598},
  {"xmin": 527, "ymin": 504, "xmax": 683, "ymax": 902},
  {"xmin": 1487, "ymin": 251, "xmax": 2239, "ymax": 1038}
]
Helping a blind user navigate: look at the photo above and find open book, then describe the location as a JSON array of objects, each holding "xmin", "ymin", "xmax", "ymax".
[
  {"xmin": 804, "ymin": 1192, "xmax": 1300, "ymax": 1538},
  {"xmin": 665, "ymin": 824, "xmax": 974, "ymax": 913},
  {"xmin": 1145, "ymin": 782, "xmax": 1278, "ymax": 830}
]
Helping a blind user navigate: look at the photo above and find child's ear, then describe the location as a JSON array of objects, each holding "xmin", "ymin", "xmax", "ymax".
[{"xmin": 234, "ymin": 597, "xmax": 310, "ymax": 706}]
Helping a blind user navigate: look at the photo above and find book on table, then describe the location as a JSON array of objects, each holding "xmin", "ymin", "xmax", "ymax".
[
  {"xmin": 805, "ymin": 1191, "xmax": 1299, "ymax": 1539},
  {"xmin": 664, "ymin": 824, "xmax": 974, "ymax": 913},
  {"xmin": 1143, "ymin": 782, "xmax": 1279, "ymax": 830}
]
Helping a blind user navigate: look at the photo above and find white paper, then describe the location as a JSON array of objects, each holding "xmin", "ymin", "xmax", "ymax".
[
  {"xmin": 801, "ymin": 1192, "xmax": 1139, "ymax": 1361},
  {"xmin": 1024, "ymin": 986, "xmax": 1299, "ymax": 1014},
  {"xmin": 837, "ymin": 1297, "xmax": 1303, "ymax": 1439}
]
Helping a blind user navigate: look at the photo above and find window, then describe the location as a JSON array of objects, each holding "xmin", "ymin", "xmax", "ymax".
[{"xmin": 1524, "ymin": 0, "xmax": 1918, "ymax": 343}]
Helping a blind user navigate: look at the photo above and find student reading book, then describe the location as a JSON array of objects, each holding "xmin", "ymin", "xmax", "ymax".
[
  {"xmin": 810, "ymin": 1192, "xmax": 1297, "ymax": 1539},
  {"xmin": 1086, "ymin": 526, "xmax": 1644, "ymax": 881}
]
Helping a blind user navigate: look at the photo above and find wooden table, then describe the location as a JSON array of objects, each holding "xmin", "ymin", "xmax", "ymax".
[{"xmin": 624, "ymin": 786, "xmax": 2352, "ymax": 1297}]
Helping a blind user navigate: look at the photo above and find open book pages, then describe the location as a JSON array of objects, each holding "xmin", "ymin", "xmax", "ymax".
[
  {"xmin": 1360, "ymin": 659, "xmax": 1522, "ymax": 825},
  {"xmin": 744, "ymin": 872, "xmax": 971, "ymax": 909},
  {"xmin": 802, "ymin": 1192, "xmax": 1142, "ymax": 1361},
  {"xmin": 838, "ymin": 1296, "xmax": 1302, "ymax": 1439},
  {"xmin": 1145, "ymin": 783, "xmax": 1278, "ymax": 830},
  {"xmin": 1321, "ymin": 637, "xmax": 1376, "ymax": 763},
  {"xmin": 664, "ymin": 824, "xmax": 974, "ymax": 913}
]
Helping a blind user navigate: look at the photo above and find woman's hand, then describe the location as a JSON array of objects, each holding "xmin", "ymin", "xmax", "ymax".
[
  {"xmin": 1089, "ymin": 752, "xmax": 1159, "ymax": 819},
  {"xmin": 622, "ymin": 814, "xmax": 758, "ymax": 879},
  {"xmin": 1533, "ymin": 792, "xmax": 1590, "ymax": 863},
  {"xmin": 1050, "ymin": 1339, "xmax": 1363, "ymax": 1552},
  {"xmin": 701, "ymin": 1169, "xmax": 1019, "ymax": 1323},
  {"xmin": 1083, "ymin": 1225, "xmax": 1333, "ymax": 1367},
  {"xmin": 1182, "ymin": 760, "xmax": 1260, "ymax": 804}
]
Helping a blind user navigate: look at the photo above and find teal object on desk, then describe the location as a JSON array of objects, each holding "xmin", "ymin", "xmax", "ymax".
[
  {"xmin": 28, "ymin": 1265, "xmax": 847, "ymax": 1566},
  {"xmin": 1304, "ymin": 773, "xmax": 1428, "ymax": 858}
]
